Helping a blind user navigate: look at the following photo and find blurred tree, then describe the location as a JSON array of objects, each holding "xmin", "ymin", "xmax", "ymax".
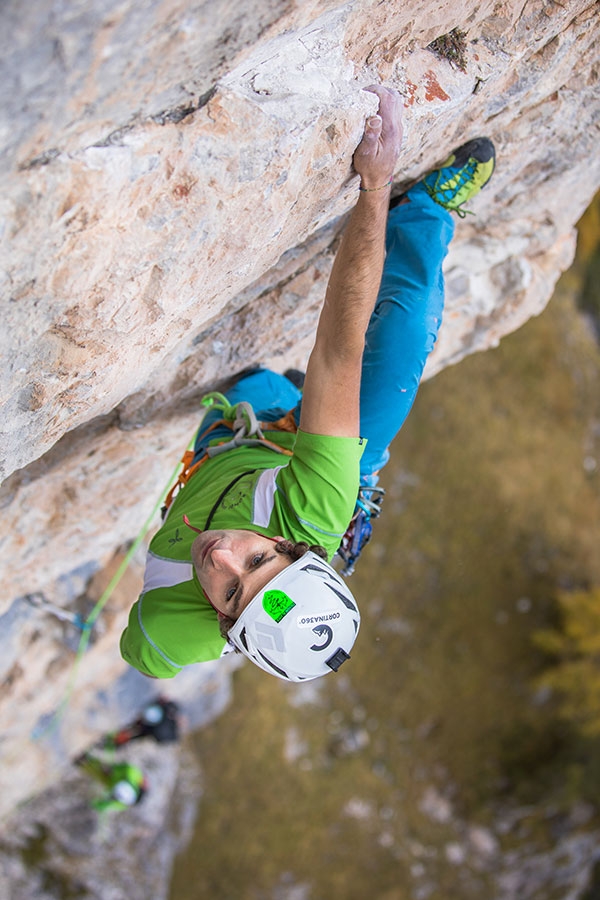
[
  {"xmin": 535, "ymin": 586, "xmax": 600, "ymax": 736},
  {"xmin": 575, "ymin": 192, "xmax": 600, "ymax": 340}
]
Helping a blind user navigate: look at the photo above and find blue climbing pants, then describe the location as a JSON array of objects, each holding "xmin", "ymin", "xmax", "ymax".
[{"xmin": 194, "ymin": 183, "xmax": 454, "ymax": 477}]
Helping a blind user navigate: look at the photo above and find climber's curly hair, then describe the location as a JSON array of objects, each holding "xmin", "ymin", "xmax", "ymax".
[{"xmin": 218, "ymin": 539, "xmax": 328, "ymax": 640}]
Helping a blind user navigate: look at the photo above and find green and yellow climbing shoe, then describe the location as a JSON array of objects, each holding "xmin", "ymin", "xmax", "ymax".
[{"xmin": 421, "ymin": 137, "xmax": 496, "ymax": 217}]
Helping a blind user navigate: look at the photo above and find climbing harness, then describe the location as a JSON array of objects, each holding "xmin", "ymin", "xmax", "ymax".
[
  {"xmin": 336, "ymin": 484, "xmax": 385, "ymax": 576},
  {"xmin": 166, "ymin": 392, "xmax": 385, "ymax": 575},
  {"xmin": 162, "ymin": 392, "xmax": 294, "ymax": 517}
]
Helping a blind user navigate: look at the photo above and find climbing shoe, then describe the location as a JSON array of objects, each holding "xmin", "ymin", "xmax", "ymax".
[{"xmin": 421, "ymin": 137, "xmax": 495, "ymax": 217}]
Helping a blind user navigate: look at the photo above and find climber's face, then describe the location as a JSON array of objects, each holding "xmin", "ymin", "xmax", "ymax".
[{"xmin": 191, "ymin": 529, "xmax": 290, "ymax": 618}]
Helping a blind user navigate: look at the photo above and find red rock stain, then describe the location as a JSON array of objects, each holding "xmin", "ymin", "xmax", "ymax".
[
  {"xmin": 424, "ymin": 70, "xmax": 450, "ymax": 102},
  {"xmin": 172, "ymin": 174, "xmax": 197, "ymax": 199},
  {"xmin": 404, "ymin": 80, "xmax": 418, "ymax": 107},
  {"xmin": 173, "ymin": 182, "xmax": 192, "ymax": 199}
]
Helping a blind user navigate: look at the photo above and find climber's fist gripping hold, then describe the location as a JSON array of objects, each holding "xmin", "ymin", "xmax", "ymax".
[{"xmin": 352, "ymin": 85, "xmax": 404, "ymax": 191}]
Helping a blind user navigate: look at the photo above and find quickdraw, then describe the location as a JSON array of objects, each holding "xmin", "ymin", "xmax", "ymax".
[
  {"xmin": 24, "ymin": 592, "xmax": 92, "ymax": 631},
  {"xmin": 336, "ymin": 485, "xmax": 385, "ymax": 576}
]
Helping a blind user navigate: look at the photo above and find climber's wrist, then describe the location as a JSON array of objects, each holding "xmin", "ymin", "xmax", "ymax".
[{"xmin": 358, "ymin": 177, "xmax": 393, "ymax": 193}]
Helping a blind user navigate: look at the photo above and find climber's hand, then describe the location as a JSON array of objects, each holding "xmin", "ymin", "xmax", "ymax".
[{"xmin": 352, "ymin": 85, "xmax": 403, "ymax": 190}]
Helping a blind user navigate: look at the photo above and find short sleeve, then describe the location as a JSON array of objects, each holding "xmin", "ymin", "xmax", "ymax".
[
  {"xmin": 273, "ymin": 429, "xmax": 365, "ymax": 556},
  {"xmin": 120, "ymin": 602, "xmax": 181, "ymax": 679}
]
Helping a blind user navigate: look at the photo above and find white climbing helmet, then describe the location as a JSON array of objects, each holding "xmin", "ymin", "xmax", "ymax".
[
  {"xmin": 142, "ymin": 703, "xmax": 164, "ymax": 725},
  {"xmin": 112, "ymin": 780, "xmax": 139, "ymax": 807},
  {"xmin": 227, "ymin": 551, "xmax": 360, "ymax": 682}
]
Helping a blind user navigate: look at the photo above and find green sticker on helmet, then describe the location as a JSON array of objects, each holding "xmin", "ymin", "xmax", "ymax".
[{"xmin": 263, "ymin": 589, "xmax": 295, "ymax": 623}]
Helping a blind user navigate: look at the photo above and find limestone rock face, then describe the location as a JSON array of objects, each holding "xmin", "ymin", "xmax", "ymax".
[{"xmin": 0, "ymin": 0, "xmax": 599, "ymax": 818}]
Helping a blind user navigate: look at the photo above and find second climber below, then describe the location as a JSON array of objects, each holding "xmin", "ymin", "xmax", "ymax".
[{"xmin": 120, "ymin": 85, "xmax": 496, "ymax": 683}]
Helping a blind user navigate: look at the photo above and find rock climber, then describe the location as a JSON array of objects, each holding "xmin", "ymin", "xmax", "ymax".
[
  {"xmin": 101, "ymin": 697, "xmax": 181, "ymax": 748},
  {"xmin": 120, "ymin": 84, "xmax": 495, "ymax": 683},
  {"xmin": 76, "ymin": 752, "xmax": 147, "ymax": 813}
]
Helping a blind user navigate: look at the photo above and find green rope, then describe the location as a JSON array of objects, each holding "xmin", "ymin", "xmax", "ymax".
[
  {"xmin": 201, "ymin": 391, "xmax": 232, "ymax": 411},
  {"xmin": 34, "ymin": 440, "xmax": 194, "ymax": 742}
]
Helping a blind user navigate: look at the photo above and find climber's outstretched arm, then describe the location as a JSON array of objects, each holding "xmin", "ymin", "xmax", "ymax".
[{"xmin": 299, "ymin": 85, "xmax": 403, "ymax": 438}]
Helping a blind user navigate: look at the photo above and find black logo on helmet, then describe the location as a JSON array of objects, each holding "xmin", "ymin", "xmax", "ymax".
[
  {"xmin": 299, "ymin": 563, "xmax": 358, "ymax": 612},
  {"xmin": 310, "ymin": 624, "xmax": 333, "ymax": 651}
]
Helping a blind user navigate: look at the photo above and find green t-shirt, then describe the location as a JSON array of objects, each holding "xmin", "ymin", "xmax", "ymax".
[{"xmin": 120, "ymin": 428, "xmax": 365, "ymax": 678}]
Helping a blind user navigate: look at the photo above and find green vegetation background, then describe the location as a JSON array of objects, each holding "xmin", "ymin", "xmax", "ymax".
[{"xmin": 171, "ymin": 197, "xmax": 600, "ymax": 900}]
